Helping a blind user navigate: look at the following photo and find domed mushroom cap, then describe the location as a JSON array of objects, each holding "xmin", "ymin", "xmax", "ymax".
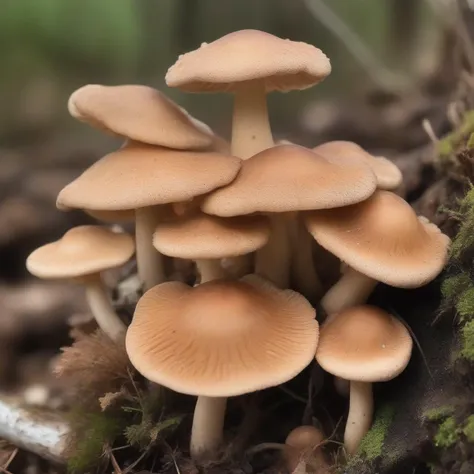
[
  {"xmin": 166, "ymin": 30, "xmax": 331, "ymax": 93},
  {"xmin": 26, "ymin": 226, "xmax": 135, "ymax": 279},
  {"xmin": 125, "ymin": 275, "xmax": 319, "ymax": 397},
  {"xmin": 304, "ymin": 191, "xmax": 450, "ymax": 287},
  {"xmin": 57, "ymin": 143, "xmax": 242, "ymax": 211},
  {"xmin": 153, "ymin": 212, "xmax": 270, "ymax": 259},
  {"xmin": 68, "ymin": 84, "xmax": 214, "ymax": 150},
  {"xmin": 314, "ymin": 141, "xmax": 403, "ymax": 191},
  {"xmin": 285, "ymin": 426, "xmax": 325, "ymax": 449},
  {"xmin": 316, "ymin": 305, "xmax": 412, "ymax": 382},
  {"xmin": 201, "ymin": 144, "xmax": 377, "ymax": 216}
]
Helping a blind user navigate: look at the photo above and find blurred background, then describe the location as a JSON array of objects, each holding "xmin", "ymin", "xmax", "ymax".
[{"xmin": 0, "ymin": 0, "xmax": 466, "ymax": 400}]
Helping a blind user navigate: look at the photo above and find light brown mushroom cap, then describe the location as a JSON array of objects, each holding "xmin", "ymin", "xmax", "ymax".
[
  {"xmin": 304, "ymin": 191, "xmax": 450, "ymax": 288},
  {"xmin": 165, "ymin": 30, "xmax": 331, "ymax": 93},
  {"xmin": 314, "ymin": 141, "xmax": 403, "ymax": 190},
  {"xmin": 68, "ymin": 84, "xmax": 214, "ymax": 150},
  {"xmin": 201, "ymin": 144, "xmax": 377, "ymax": 216},
  {"xmin": 57, "ymin": 143, "xmax": 242, "ymax": 211},
  {"xmin": 285, "ymin": 426, "xmax": 325, "ymax": 450},
  {"xmin": 85, "ymin": 209, "xmax": 136, "ymax": 223},
  {"xmin": 125, "ymin": 275, "xmax": 319, "ymax": 397},
  {"xmin": 153, "ymin": 212, "xmax": 270, "ymax": 259},
  {"xmin": 316, "ymin": 305, "xmax": 412, "ymax": 382},
  {"xmin": 26, "ymin": 226, "xmax": 135, "ymax": 279}
]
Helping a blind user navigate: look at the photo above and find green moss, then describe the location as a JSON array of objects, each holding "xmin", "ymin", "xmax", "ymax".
[
  {"xmin": 434, "ymin": 417, "xmax": 460, "ymax": 448},
  {"xmin": 461, "ymin": 320, "xmax": 474, "ymax": 360},
  {"xmin": 438, "ymin": 110, "xmax": 474, "ymax": 159},
  {"xmin": 358, "ymin": 405, "xmax": 395, "ymax": 460},
  {"xmin": 424, "ymin": 405, "xmax": 455, "ymax": 422},
  {"xmin": 442, "ymin": 273, "xmax": 472, "ymax": 305},
  {"xmin": 463, "ymin": 415, "xmax": 474, "ymax": 442},
  {"xmin": 67, "ymin": 410, "xmax": 123, "ymax": 473},
  {"xmin": 456, "ymin": 286, "xmax": 474, "ymax": 321}
]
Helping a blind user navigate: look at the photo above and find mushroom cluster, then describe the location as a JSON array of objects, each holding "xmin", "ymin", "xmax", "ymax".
[{"xmin": 26, "ymin": 29, "xmax": 451, "ymax": 466}]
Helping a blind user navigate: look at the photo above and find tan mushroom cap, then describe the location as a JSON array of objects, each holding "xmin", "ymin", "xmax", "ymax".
[
  {"xmin": 166, "ymin": 30, "xmax": 331, "ymax": 93},
  {"xmin": 316, "ymin": 305, "xmax": 412, "ymax": 382},
  {"xmin": 153, "ymin": 212, "xmax": 270, "ymax": 259},
  {"xmin": 314, "ymin": 141, "xmax": 403, "ymax": 190},
  {"xmin": 26, "ymin": 226, "xmax": 135, "ymax": 279},
  {"xmin": 125, "ymin": 275, "xmax": 319, "ymax": 397},
  {"xmin": 57, "ymin": 143, "xmax": 242, "ymax": 211},
  {"xmin": 85, "ymin": 209, "xmax": 136, "ymax": 223},
  {"xmin": 285, "ymin": 426, "xmax": 325, "ymax": 450},
  {"xmin": 304, "ymin": 191, "xmax": 450, "ymax": 287},
  {"xmin": 68, "ymin": 84, "xmax": 214, "ymax": 150},
  {"xmin": 201, "ymin": 144, "xmax": 377, "ymax": 216}
]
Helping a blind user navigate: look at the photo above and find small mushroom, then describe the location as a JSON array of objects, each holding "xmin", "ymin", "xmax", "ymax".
[
  {"xmin": 285, "ymin": 425, "xmax": 330, "ymax": 474},
  {"xmin": 166, "ymin": 30, "xmax": 331, "ymax": 159},
  {"xmin": 68, "ymin": 84, "xmax": 219, "ymax": 151},
  {"xmin": 153, "ymin": 211, "xmax": 270, "ymax": 283},
  {"xmin": 57, "ymin": 143, "xmax": 241, "ymax": 290},
  {"xmin": 202, "ymin": 144, "xmax": 376, "ymax": 290},
  {"xmin": 314, "ymin": 141, "xmax": 403, "ymax": 191},
  {"xmin": 26, "ymin": 226, "xmax": 135, "ymax": 341},
  {"xmin": 316, "ymin": 305, "xmax": 412, "ymax": 454},
  {"xmin": 125, "ymin": 275, "xmax": 319, "ymax": 458},
  {"xmin": 304, "ymin": 191, "xmax": 450, "ymax": 314}
]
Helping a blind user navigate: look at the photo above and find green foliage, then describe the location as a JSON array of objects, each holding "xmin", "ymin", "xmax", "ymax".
[
  {"xmin": 67, "ymin": 409, "xmax": 123, "ymax": 473},
  {"xmin": 462, "ymin": 415, "xmax": 474, "ymax": 442},
  {"xmin": 358, "ymin": 405, "xmax": 395, "ymax": 460},
  {"xmin": 434, "ymin": 417, "xmax": 460, "ymax": 448},
  {"xmin": 461, "ymin": 320, "xmax": 474, "ymax": 361},
  {"xmin": 424, "ymin": 405, "xmax": 455, "ymax": 422},
  {"xmin": 125, "ymin": 415, "xmax": 184, "ymax": 448}
]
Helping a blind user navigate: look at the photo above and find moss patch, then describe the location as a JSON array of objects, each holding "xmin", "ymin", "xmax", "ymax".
[
  {"xmin": 461, "ymin": 320, "xmax": 474, "ymax": 360},
  {"xmin": 462, "ymin": 415, "xmax": 474, "ymax": 442},
  {"xmin": 424, "ymin": 405, "xmax": 455, "ymax": 422},
  {"xmin": 438, "ymin": 110, "xmax": 474, "ymax": 160},
  {"xmin": 434, "ymin": 417, "xmax": 460, "ymax": 449},
  {"xmin": 441, "ymin": 274, "xmax": 472, "ymax": 306},
  {"xmin": 358, "ymin": 405, "xmax": 395, "ymax": 460}
]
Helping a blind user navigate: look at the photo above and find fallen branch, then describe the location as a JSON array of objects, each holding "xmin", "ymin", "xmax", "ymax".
[{"xmin": 0, "ymin": 394, "xmax": 69, "ymax": 463}]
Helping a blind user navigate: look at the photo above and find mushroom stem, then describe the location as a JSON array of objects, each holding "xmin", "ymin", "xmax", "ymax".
[
  {"xmin": 84, "ymin": 275, "xmax": 126, "ymax": 341},
  {"xmin": 196, "ymin": 259, "xmax": 227, "ymax": 283},
  {"xmin": 135, "ymin": 206, "xmax": 167, "ymax": 290},
  {"xmin": 231, "ymin": 81, "xmax": 274, "ymax": 159},
  {"xmin": 255, "ymin": 215, "xmax": 291, "ymax": 288},
  {"xmin": 288, "ymin": 215, "xmax": 322, "ymax": 303},
  {"xmin": 190, "ymin": 396, "xmax": 227, "ymax": 458},
  {"xmin": 345, "ymin": 381, "xmax": 373, "ymax": 455},
  {"xmin": 321, "ymin": 267, "xmax": 378, "ymax": 314}
]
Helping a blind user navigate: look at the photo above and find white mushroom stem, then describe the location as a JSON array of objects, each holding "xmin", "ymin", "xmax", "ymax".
[
  {"xmin": 321, "ymin": 267, "xmax": 378, "ymax": 315},
  {"xmin": 231, "ymin": 81, "xmax": 274, "ymax": 159},
  {"xmin": 196, "ymin": 259, "xmax": 227, "ymax": 283},
  {"xmin": 135, "ymin": 206, "xmax": 167, "ymax": 290},
  {"xmin": 345, "ymin": 381, "xmax": 373, "ymax": 455},
  {"xmin": 84, "ymin": 275, "xmax": 126, "ymax": 341},
  {"xmin": 190, "ymin": 396, "xmax": 227, "ymax": 458},
  {"xmin": 255, "ymin": 215, "xmax": 291, "ymax": 288},
  {"xmin": 288, "ymin": 215, "xmax": 322, "ymax": 303}
]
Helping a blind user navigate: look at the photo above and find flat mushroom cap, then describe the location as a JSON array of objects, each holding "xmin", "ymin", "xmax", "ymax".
[
  {"xmin": 153, "ymin": 212, "xmax": 271, "ymax": 259},
  {"xmin": 68, "ymin": 84, "xmax": 214, "ymax": 150},
  {"xmin": 201, "ymin": 144, "xmax": 377, "ymax": 216},
  {"xmin": 304, "ymin": 191, "xmax": 450, "ymax": 288},
  {"xmin": 56, "ymin": 143, "xmax": 242, "ymax": 211},
  {"xmin": 125, "ymin": 275, "xmax": 319, "ymax": 397},
  {"xmin": 26, "ymin": 225, "xmax": 135, "ymax": 279},
  {"xmin": 314, "ymin": 141, "xmax": 403, "ymax": 190},
  {"xmin": 85, "ymin": 209, "xmax": 136, "ymax": 223},
  {"xmin": 166, "ymin": 30, "xmax": 331, "ymax": 93},
  {"xmin": 316, "ymin": 305, "xmax": 412, "ymax": 382}
]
